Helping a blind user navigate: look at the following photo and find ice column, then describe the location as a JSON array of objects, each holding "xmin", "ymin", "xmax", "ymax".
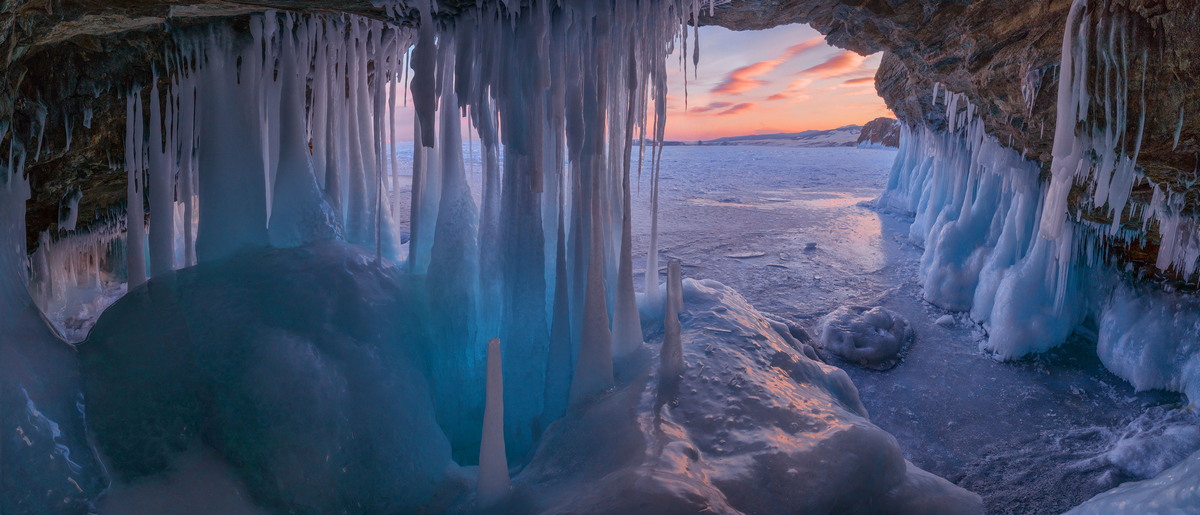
[
  {"xmin": 125, "ymin": 89, "xmax": 147, "ymax": 288},
  {"xmin": 569, "ymin": 191, "xmax": 615, "ymax": 405}
]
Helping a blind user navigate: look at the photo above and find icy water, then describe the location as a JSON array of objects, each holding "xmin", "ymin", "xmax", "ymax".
[{"xmin": 622, "ymin": 145, "xmax": 1198, "ymax": 514}]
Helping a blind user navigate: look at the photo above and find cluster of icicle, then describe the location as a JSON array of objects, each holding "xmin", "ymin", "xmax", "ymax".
[
  {"xmin": 43, "ymin": 0, "xmax": 715, "ymax": 477},
  {"xmin": 883, "ymin": 83, "xmax": 1200, "ymax": 405},
  {"xmin": 1041, "ymin": 0, "xmax": 1200, "ymax": 280},
  {"xmin": 879, "ymin": 92, "xmax": 1084, "ymax": 360}
]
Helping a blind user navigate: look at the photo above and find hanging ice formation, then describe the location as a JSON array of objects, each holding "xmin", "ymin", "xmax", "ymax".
[
  {"xmin": 879, "ymin": 0, "xmax": 1200, "ymax": 404},
  {"xmin": 15, "ymin": 0, "xmax": 710, "ymax": 465}
]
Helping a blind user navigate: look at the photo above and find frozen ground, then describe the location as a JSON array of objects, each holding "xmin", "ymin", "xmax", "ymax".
[{"xmin": 618, "ymin": 145, "xmax": 1197, "ymax": 514}]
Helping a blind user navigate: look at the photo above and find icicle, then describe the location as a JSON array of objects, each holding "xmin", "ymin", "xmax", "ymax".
[
  {"xmin": 125, "ymin": 88, "xmax": 147, "ymax": 289},
  {"xmin": 1040, "ymin": 0, "xmax": 1090, "ymax": 241},
  {"xmin": 612, "ymin": 56, "xmax": 643, "ymax": 358},
  {"xmin": 1174, "ymin": 105, "xmax": 1184, "ymax": 151},
  {"xmin": 58, "ymin": 188, "xmax": 82, "ymax": 232},
  {"xmin": 478, "ymin": 338, "xmax": 511, "ymax": 505},
  {"xmin": 147, "ymin": 79, "xmax": 176, "ymax": 277}
]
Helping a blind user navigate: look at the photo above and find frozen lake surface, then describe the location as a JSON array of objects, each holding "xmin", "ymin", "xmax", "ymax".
[{"xmin": 622, "ymin": 145, "xmax": 1197, "ymax": 514}]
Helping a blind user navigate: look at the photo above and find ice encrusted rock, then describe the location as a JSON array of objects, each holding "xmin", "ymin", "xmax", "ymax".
[
  {"xmin": 817, "ymin": 305, "xmax": 913, "ymax": 369},
  {"xmin": 82, "ymin": 242, "xmax": 453, "ymax": 513}
]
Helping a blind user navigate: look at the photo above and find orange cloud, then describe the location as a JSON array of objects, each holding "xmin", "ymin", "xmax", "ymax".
[
  {"xmin": 711, "ymin": 38, "xmax": 824, "ymax": 95},
  {"xmin": 716, "ymin": 102, "xmax": 756, "ymax": 116},
  {"xmin": 691, "ymin": 101, "xmax": 733, "ymax": 113},
  {"xmin": 841, "ymin": 77, "xmax": 874, "ymax": 85},
  {"xmin": 798, "ymin": 51, "xmax": 867, "ymax": 78},
  {"xmin": 767, "ymin": 78, "xmax": 813, "ymax": 101}
]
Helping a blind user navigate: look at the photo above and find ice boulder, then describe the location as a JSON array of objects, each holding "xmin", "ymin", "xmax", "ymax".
[
  {"xmin": 82, "ymin": 242, "xmax": 454, "ymax": 513},
  {"xmin": 817, "ymin": 306, "xmax": 914, "ymax": 369}
]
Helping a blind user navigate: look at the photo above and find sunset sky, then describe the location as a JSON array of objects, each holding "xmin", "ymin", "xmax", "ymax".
[
  {"xmin": 385, "ymin": 23, "xmax": 892, "ymax": 143},
  {"xmin": 664, "ymin": 23, "xmax": 894, "ymax": 141}
]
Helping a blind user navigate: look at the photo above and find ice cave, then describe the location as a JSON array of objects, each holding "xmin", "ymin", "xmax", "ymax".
[{"xmin": 3, "ymin": 0, "xmax": 1200, "ymax": 513}]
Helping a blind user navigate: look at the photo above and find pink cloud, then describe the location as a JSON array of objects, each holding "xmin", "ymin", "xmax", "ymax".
[
  {"xmin": 767, "ymin": 78, "xmax": 813, "ymax": 101},
  {"xmin": 716, "ymin": 102, "xmax": 756, "ymax": 116},
  {"xmin": 798, "ymin": 51, "xmax": 867, "ymax": 78},
  {"xmin": 711, "ymin": 38, "xmax": 824, "ymax": 95},
  {"xmin": 691, "ymin": 101, "xmax": 733, "ymax": 113},
  {"xmin": 841, "ymin": 77, "xmax": 874, "ymax": 85}
]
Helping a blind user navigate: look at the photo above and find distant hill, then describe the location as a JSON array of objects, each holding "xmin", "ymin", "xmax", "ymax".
[
  {"xmin": 856, "ymin": 117, "xmax": 901, "ymax": 148},
  {"xmin": 699, "ymin": 125, "xmax": 864, "ymax": 148}
]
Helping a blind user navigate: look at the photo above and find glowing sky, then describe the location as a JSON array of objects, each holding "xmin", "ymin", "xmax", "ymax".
[
  {"xmin": 665, "ymin": 23, "xmax": 894, "ymax": 141},
  {"xmin": 384, "ymin": 23, "xmax": 892, "ymax": 143}
]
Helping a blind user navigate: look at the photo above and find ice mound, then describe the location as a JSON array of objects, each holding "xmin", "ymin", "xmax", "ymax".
[
  {"xmin": 1069, "ymin": 448, "xmax": 1200, "ymax": 514},
  {"xmin": 1097, "ymin": 281, "xmax": 1200, "ymax": 404},
  {"xmin": 817, "ymin": 305, "xmax": 913, "ymax": 369},
  {"xmin": 1097, "ymin": 406, "xmax": 1200, "ymax": 480},
  {"xmin": 505, "ymin": 278, "xmax": 981, "ymax": 513},
  {"xmin": 82, "ymin": 242, "xmax": 453, "ymax": 513}
]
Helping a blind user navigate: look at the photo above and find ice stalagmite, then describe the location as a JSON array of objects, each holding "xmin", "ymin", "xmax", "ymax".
[
  {"xmin": 478, "ymin": 338, "xmax": 511, "ymax": 505},
  {"xmin": 660, "ymin": 259, "xmax": 684, "ymax": 378}
]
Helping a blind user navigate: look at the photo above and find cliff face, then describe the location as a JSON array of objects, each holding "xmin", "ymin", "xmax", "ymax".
[
  {"xmin": 3, "ymin": 0, "xmax": 1200, "ymax": 280},
  {"xmin": 857, "ymin": 117, "xmax": 900, "ymax": 148}
]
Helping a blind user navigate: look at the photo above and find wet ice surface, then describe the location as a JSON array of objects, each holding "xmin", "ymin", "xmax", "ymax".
[{"xmin": 619, "ymin": 146, "xmax": 1194, "ymax": 514}]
